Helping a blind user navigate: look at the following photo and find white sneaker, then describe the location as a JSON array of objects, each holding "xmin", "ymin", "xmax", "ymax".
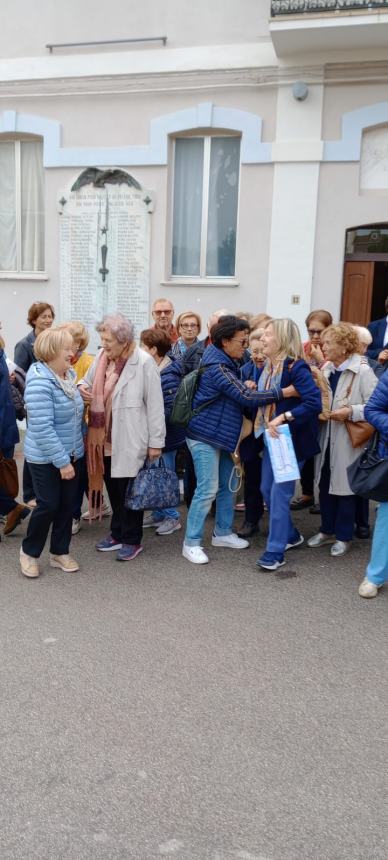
[
  {"xmin": 72, "ymin": 518, "xmax": 81, "ymax": 535},
  {"xmin": 182, "ymin": 544, "xmax": 209, "ymax": 564},
  {"xmin": 81, "ymin": 499, "xmax": 112, "ymax": 520},
  {"xmin": 358, "ymin": 577, "xmax": 380, "ymax": 598},
  {"xmin": 156, "ymin": 518, "xmax": 182, "ymax": 535},
  {"xmin": 211, "ymin": 532, "xmax": 249, "ymax": 549},
  {"xmin": 143, "ymin": 512, "xmax": 162, "ymax": 528},
  {"xmin": 330, "ymin": 540, "xmax": 350, "ymax": 557},
  {"xmin": 20, "ymin": 548, "xmax": 40, "ymax": 578}
]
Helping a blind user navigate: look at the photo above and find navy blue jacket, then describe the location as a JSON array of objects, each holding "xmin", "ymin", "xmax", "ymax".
[
  {"xmin": 256, "ymin": 357, "xmax": 321, "ymax": 462},
  {"xmin": 160, "ymin": 359, "xmax": 186, "ymax": 453},
  {"xmin": 364, "ymin": 372, "xmax": 388, "ymax": 457},
  {"xmin": 186, "ymin": 345, "xmax": 284, "ymax": 453},
  {"xmin": 367, "ymin": 317, "xmax": 388, "ymax": 361},
  {"xmin": 0, "ymin": 350, "xmax": 19, "ymax": 452}
]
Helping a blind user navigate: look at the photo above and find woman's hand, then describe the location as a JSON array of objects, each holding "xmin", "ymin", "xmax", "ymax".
[
  {"xmin": 60, "ymin": 463, "xmax": 75, "ymax": 480},
  {"xmin": 244, "ymin": 380, "xmax": 257, "ymax": 390},
  {"xmin": 147, "ymin": 447, "xmax": 162, "ymax": 462},
  {"xmin": 267, "ymin": 414, "xmax": 285, "ymax": 438},
  {"xmin": 79, "ymin": 384, "xmax": 93, "ymax": 403},
  {"xmin": 309, "ymin": 343, "xmax": 324, "ymax": 364},
  {"xmin": 330, "ymin": 406, "xmax": 352, "ymax": 422},
  {"xmin": 282, "ymin": 385, "xmax": 299, "ymax": 399}
]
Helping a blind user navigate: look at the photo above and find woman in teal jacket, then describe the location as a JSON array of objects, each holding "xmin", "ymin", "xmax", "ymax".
[{"xmin": 21, "ymin": 327, "xmax": 84, "ymax": 579}]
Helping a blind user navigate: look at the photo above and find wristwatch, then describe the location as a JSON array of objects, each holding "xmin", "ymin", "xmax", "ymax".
[{"xmin": 284, "ymin": 411, "xmax": 293, "ymax": 423}]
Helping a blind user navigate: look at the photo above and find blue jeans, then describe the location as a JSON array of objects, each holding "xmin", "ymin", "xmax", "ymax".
[
  {"xmin": 152, "ymin": 450, "xmax": 180, "ymax": 521},
  {"xmin": 261, "ymin": 447, "xmax": 303, "ymax": 554},
  {"xmin": 366, "ymin": 502, "xmax": 388, "ymax": 586},
  {"xmin": 184, "ymin": 438, "xmax": 234, "ymax": 546}
]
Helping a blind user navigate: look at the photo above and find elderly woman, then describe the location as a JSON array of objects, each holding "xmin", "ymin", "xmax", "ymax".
[
  {"xmin": 20, "ymin": 327, "xmax": 84, "ymax": 578},
  {"xmin": 182, "ymin": 315, "xmax": 298, "ymax": 565},
  {"xmin": 291, "ymin": 308, "xmax": 333, "ymax": 513},
  {"xmin": 237, "ymin": 327, "xmax": 266, "ymax": 538},
  {"xmin": 14, "ymin": 302, "xmax": 55, "ymax": 373},
  {"xmin": 170, "ymin": 311, "xmax": 201, "ymax": 359},
  {"xmin": 255, "ymin": 318, "xmax": 322, "ymax": 571},
  {"xmin": 353, "ymin": 325, "xmax": 385, "ymax": 380},
  {"xmin": 308, "ymin": 323, "xmax": 377, "ymax": 557},
  {"xmin": 79, "ymin": 313, "xmax": 165, "ymax": 562},
  {"xmin": 140, "ymin": 327, "xmax": 185, "ymax": 534}
]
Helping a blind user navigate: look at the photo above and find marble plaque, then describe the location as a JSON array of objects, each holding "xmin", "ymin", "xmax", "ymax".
[
  {"xmin": 360, "ymin": 126, "xmax": 388, "ymax": 192},
  {"xmin": 59, "ymin": 176, "xmax": 153, "ymax": 353}
]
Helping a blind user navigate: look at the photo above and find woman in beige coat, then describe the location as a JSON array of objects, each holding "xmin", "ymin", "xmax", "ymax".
[
  {"xmin": 79, "ymin": 313, "xmax": 165, "ymax": 562},
  {"xmin": 308, "ymin": 323, "xmax": 377, "ymax": 557}
]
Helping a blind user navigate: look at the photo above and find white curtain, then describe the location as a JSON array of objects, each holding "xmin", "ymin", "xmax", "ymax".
[
  {"xmin": 21, "ymin": 140, "xmax": 44, "ymax": 271},
  {"xmin": 206, "ymin": 137, "xmax": 240, "ymax": 277},
  {"xmin": 172, "ymin": 138, "xmax": 204, "ymax": 276},
  {"xmin": 0, "ymin": 142, "xmax": 16, "ymax": 271}
]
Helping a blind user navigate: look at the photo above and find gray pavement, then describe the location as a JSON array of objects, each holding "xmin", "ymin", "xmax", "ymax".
[{"xmin": 0, "ymin": 504, "xmax": 387, "ymax": 860}]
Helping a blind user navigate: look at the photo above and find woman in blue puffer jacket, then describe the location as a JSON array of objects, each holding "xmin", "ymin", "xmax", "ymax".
[
  {"xmin": 358, "ymin": 372, "xmax": 388, "ymax": 599},
  {"xmin": 182, "ymin": 316, "xmax": 297, "ymax": 565},
  {"xmin": 20, "ymin": 327, "xmax": 84, "ymax": 579}
]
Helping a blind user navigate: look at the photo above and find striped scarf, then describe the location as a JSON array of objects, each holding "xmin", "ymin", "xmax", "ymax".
[{"xmin": 254, "ymin": 359, "xmax": 284, "ymax": 438}]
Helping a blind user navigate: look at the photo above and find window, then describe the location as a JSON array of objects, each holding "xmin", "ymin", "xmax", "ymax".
[
  {"xmin": 171, "ymin": 135, "xmax": 240, "ymax": 279},
  {"xmin": 0, "ymin": 138, "xmax": 44, "ymax": 273}
]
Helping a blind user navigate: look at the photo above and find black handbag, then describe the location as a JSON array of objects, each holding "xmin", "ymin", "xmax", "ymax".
[{"xmin": 347, "ymin": 433, "xmax": 388, "ymax": 502}]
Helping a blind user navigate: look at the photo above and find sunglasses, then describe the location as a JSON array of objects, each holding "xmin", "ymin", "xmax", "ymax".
[{"xmin": 308, "ymin": 328, "xmax": 324, "ymax": 336}]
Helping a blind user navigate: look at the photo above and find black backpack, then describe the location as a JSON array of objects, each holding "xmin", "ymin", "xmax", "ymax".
[{"xmin": 169, "ymin": 365, "xmax": 219, "ymax": 428}]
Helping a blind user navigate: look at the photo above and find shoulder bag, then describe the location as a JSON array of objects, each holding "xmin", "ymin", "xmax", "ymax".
[
  {"xmin": 0, "ymin": 450, "xmax": 19, "ymax": 498},
  {"xmin": 343, "ymin": 373, "xmax": 374, "ymax": 449},
  {"xmin": 347, "ymin": 433, "xmax": 388, "ymax": 502}
]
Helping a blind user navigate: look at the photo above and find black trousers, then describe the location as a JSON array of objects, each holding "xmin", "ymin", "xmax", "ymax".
[
  {"xmin": 22, "ymin": 459, "xmax": 35, "ymax": 503},
  {"xmin": 103, "ymin": 456, "xmax": 143, "ymax": 545},
  {"xmin": 22, "ymin": 460, "xmax": 80, "ymax": 558},
  {"xmin": 300, "ymin": 457, "xmax": 314, "ymax": 498}
]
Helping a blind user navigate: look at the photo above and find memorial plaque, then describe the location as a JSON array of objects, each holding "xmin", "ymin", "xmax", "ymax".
[{"xmin": 59, "ymin": 172, "xmax": 153, "ymax": 353}]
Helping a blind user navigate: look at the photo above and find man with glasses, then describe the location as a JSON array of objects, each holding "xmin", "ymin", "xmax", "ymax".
[{"xmin": 151, "ymin": 298, "xmax": 178, "ymax": 344}]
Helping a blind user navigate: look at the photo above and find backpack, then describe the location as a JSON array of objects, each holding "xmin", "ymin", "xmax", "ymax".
[{"xmin": 169, "ymin": 365, "xmax": 219, "ymax": 428}]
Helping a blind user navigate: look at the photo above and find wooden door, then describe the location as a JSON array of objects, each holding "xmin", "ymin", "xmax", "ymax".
[{"xmin": 341, "ymin": 261, "xmax": 374, "ymax": 325}]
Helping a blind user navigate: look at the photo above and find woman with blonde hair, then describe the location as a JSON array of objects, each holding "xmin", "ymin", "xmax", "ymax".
[
  {"xmin": 170, "ymin": 311, "xmax": 201, "ymax": 358},
  {"xmin": 255, "ymin": 318, "xmax": 322, "ymax": 570},
  {"xmin": 308, "ymin": 323, "xmax": 377, "ymax": 557},
  {"xmin": 20, "ymin": 327, "xmax": 84, "ymax": 577}
]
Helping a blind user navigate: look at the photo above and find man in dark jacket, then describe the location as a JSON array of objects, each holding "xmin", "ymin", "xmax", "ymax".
[{"xmin": 367, "ymin": 296, "xmax": 388, "ymax": 362}]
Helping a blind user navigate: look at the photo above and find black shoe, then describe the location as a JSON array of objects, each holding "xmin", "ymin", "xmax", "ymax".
[
  {"xmin": 237, "ymin": 521, "xmax": 259, "ymax": 538},
  {"xmin": 309, "ymin": 503, "xmax": 321, "ymax": 515},
  {"xmin": 355, "ymin": 526, "xmax": 370, "ymax": 539},
  {"xmin": 290, "ymin": 496, "xmax": 314, "ymax": 511}
]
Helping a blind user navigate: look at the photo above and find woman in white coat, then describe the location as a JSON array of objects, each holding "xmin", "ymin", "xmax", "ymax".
[
  {"xmin": 79, "ymin": 314, "xmax": 165, "ymax": 562},
  {"xmin": 308, "ymin": 323, "xmax": 377, "ymax": 558}
]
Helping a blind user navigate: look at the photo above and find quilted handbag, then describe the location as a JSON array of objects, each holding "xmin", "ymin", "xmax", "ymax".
[
  {"xmin": 0, "ymin": 450, "xmax": 19, "ymax": 498},
  {"xmin": 347, "ymin": 433, "xmax": 388, "ymax": 502},
  {"xmin": 125, "ymin": 457, "xmax": 180, "ymax": 511}
]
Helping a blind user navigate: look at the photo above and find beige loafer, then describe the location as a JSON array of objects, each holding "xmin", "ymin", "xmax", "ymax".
[
  {"xmin": 358, "ymin": 577, "xmax": 380, "ymax": 599},
  {"xmin": 49, "ymin": 554, "xmax": 79, "ymax": 572},
  {"xmin": 20, "ymin": 548, "xmax": 40, "ymax": 578}
]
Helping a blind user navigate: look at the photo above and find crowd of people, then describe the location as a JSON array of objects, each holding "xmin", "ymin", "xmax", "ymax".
[{"xmin": 1, "ymin": 295, "xmax": 388, "ymax": 601}]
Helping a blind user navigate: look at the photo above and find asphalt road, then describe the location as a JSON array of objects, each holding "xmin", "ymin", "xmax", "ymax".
[{"xmin": 0, "ymin": 504, "xmax": 387, "ymax": 860}]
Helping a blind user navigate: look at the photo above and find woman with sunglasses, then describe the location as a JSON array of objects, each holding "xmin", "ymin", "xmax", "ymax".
[{"xmin": 291, "ymin": 309, "xmax": 333, "ymax": 513}]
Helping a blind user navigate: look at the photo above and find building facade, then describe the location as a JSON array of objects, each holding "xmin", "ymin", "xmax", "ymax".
[{"xmin": 2, "ymin": 0, "xmax": 388, "ymax": 351}]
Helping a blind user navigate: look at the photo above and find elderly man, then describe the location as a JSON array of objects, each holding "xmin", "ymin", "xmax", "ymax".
[{"xmin": 151, "ymin": 298, "xmax": 178, "ymax": 344}]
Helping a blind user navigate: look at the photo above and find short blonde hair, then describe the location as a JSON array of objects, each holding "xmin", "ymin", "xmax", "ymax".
[
  {"xmin": 352, "ymin": 325, "xmax": 372, "ymax": 347},
  {"xmin": 322, "ymin": 323, "xmax": 360, "ymax": 358},
  {"xmin": 176, "ymin": 311, "xmax": 202, "ymax": 331},
  {"xmin": 249, "ymin": 328, "xmax": 265, "ymax": 343},
  {"xmin": 34, "ymin": 327, "xmax": 74, "ymax": 363},
  {"xmin": 57, "ymin": 320, "xmax": 89, "ymax": 351},
  {"xmin": 265, "ymin": 318, "xmax": 304, "ymax": 361}
]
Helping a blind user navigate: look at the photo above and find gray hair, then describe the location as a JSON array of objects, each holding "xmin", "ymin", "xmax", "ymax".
[{"xmin": 96, "ymin": 313, "xmax": 135, "ymax": 344}]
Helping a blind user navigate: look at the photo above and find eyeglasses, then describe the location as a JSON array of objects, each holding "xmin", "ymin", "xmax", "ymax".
[
  {"xmin": 308, "ymin": 328, "xmax": 324, "ymax": 336},
  {"xmin": 180, "ymin": 323, "xmax": 198, "ymax": 330},
  {"xmin": 153, "ymin": 309, "xmax": 173, "ymax": 316}
]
